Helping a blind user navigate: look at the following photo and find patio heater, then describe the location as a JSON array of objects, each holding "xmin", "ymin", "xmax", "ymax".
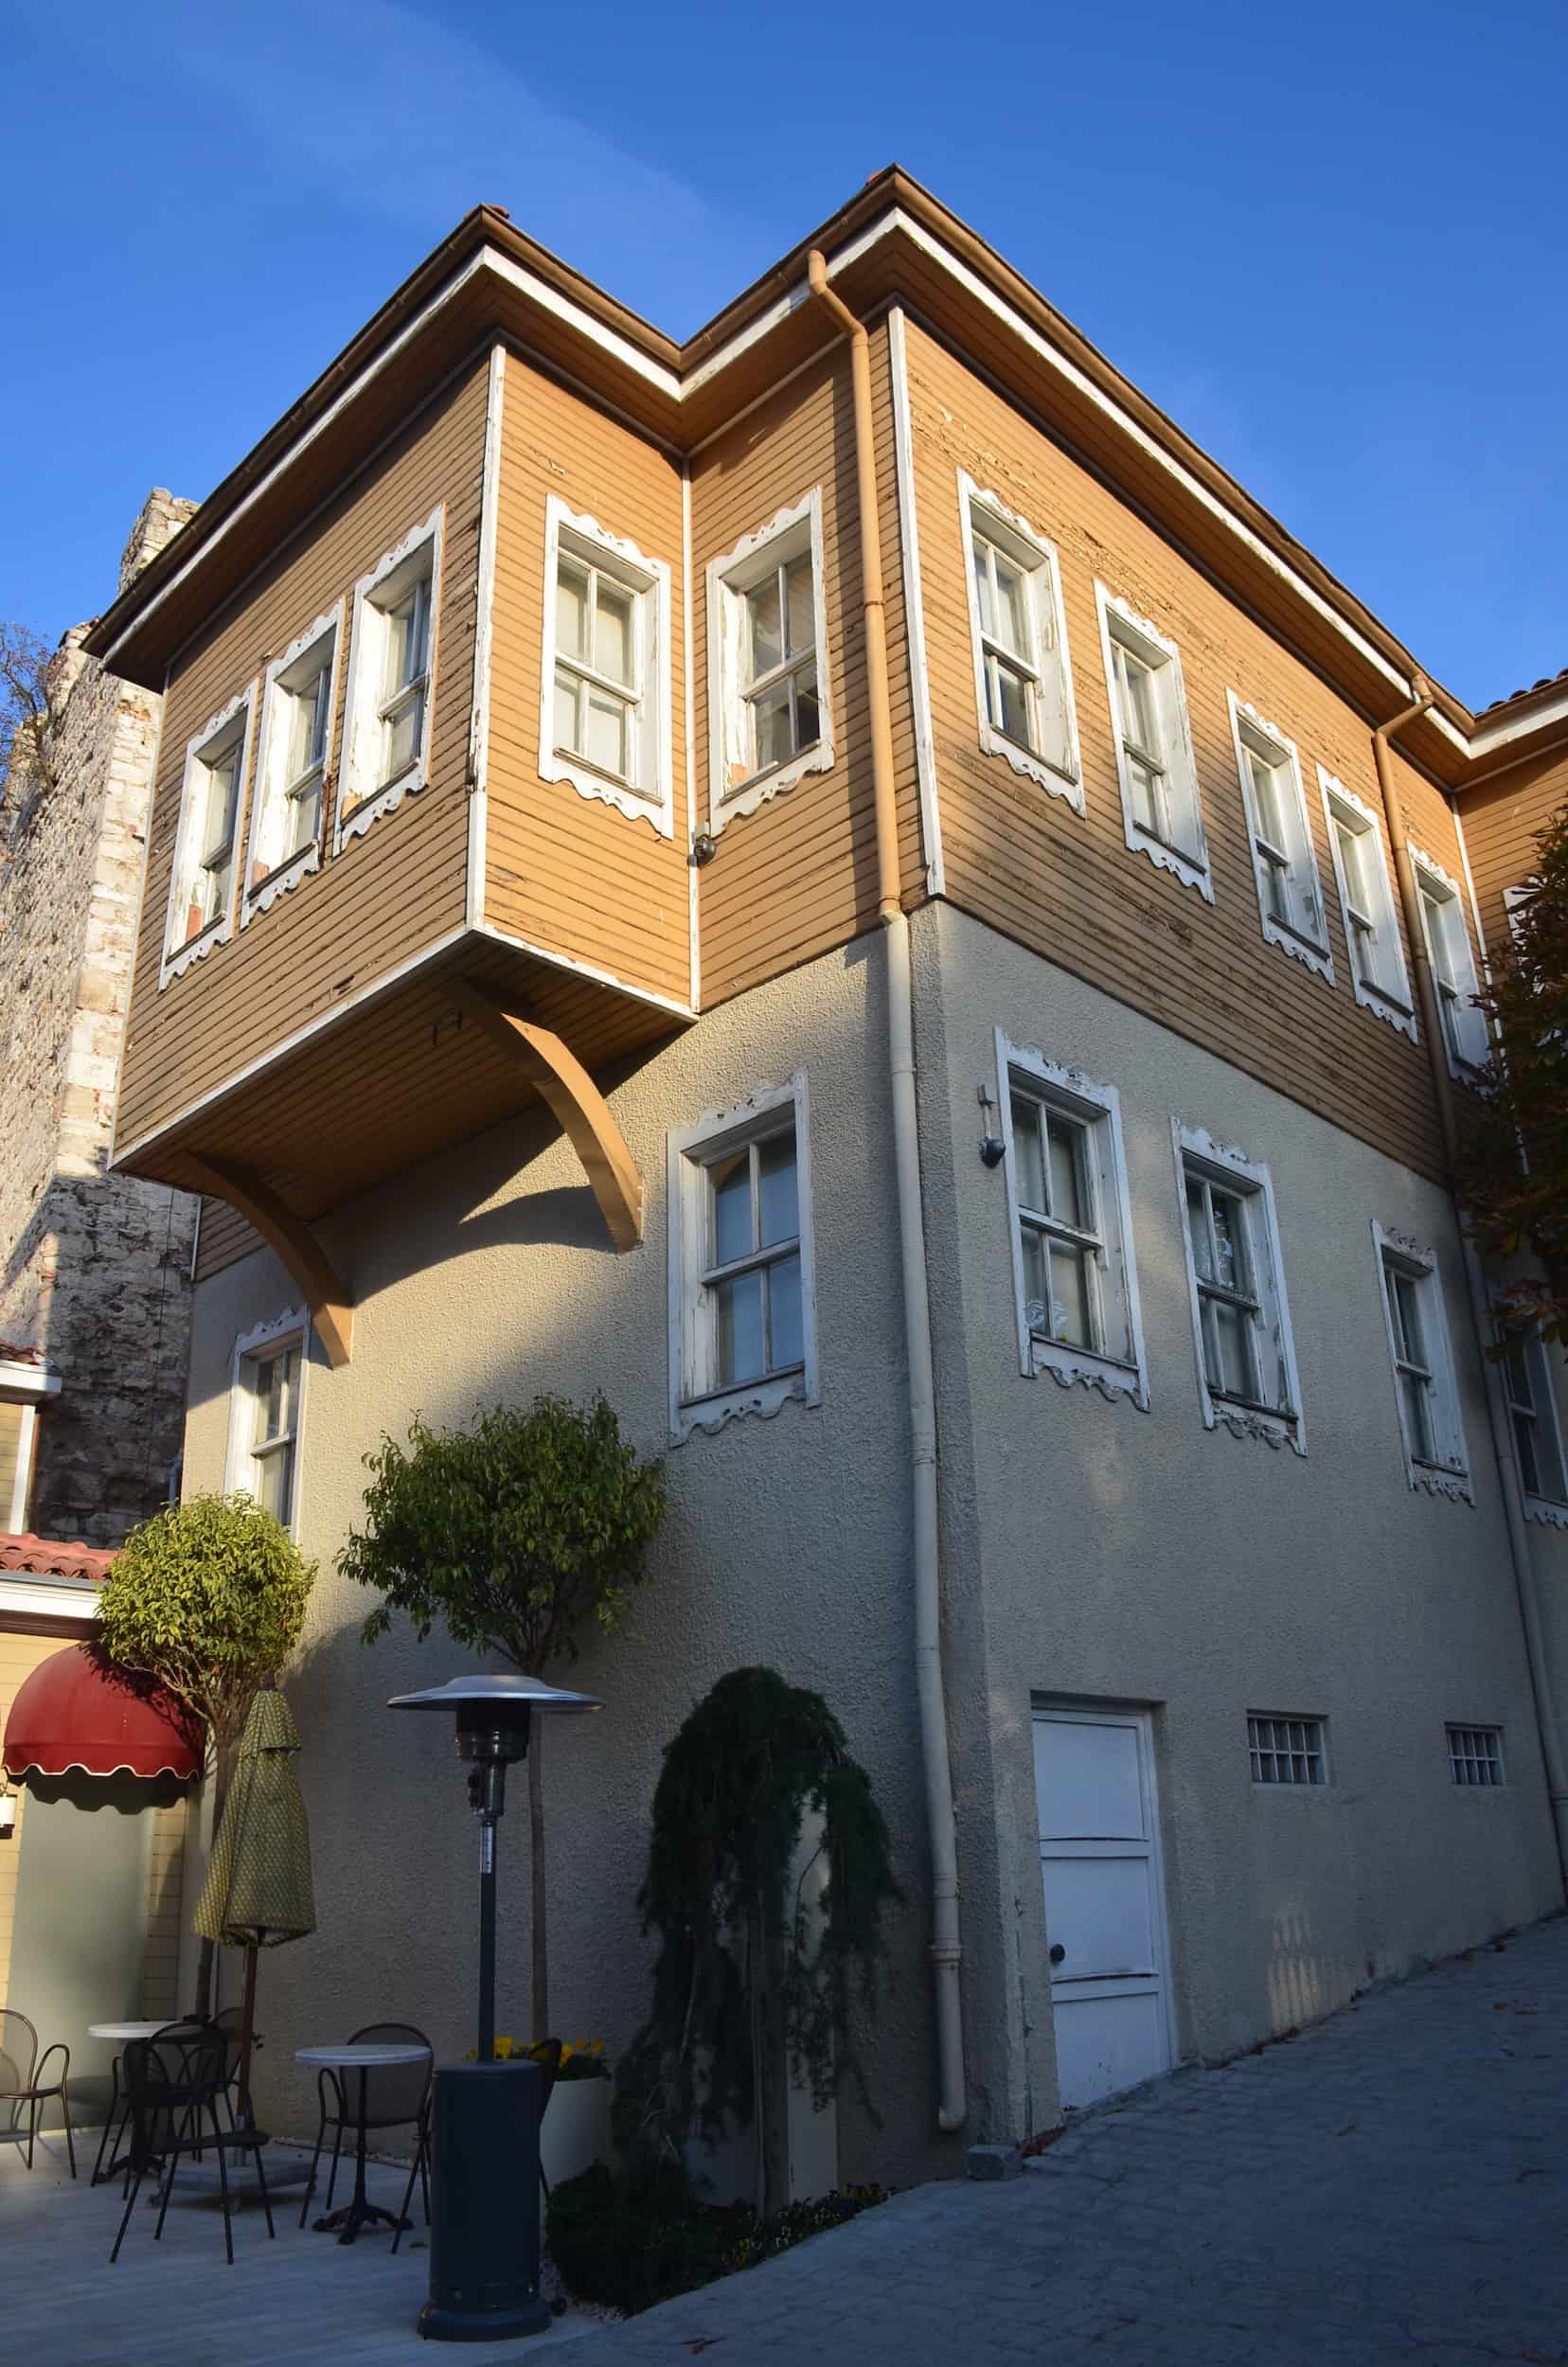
[{"xmin": 389, "ymin": 1672, "xmax": 599, "ymax": 2344}]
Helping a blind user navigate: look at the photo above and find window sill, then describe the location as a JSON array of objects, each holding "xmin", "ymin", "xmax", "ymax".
[
  {"xmin": 335, "ymin": 761, "xmax": 426, "ymax": 852},
  {"xmin": 1204, "ymin": 1392, "xmax": 1304, "ymax": 1456},
  {"xmin": 1352, "ymin": 979, "xmax": 1418, "ymax": 1043},
  {"xmin": 1261, "ymin": 910, "xmax": 1335, "ymax": 987},
  {"xmin": 711, "ymin": 736, "xmax": 832, "ymax": 835},
  {"xmin": 672, "ymin": 1366, "xmax": 813, "ymax": 1444},
  {"xmin": 1128, "ymin": 821, "xmax": 1213, "ymax": 904},
  {"xmin": 1408, "ymin": 1459, "xmax": 1474, "ymax": 1505},
  {"xmin": 159, "ymin": 914, "xmax": 232, "ymax": 990},
  {"xmin": 979, "ymin": 722, "xmax": 1084, "ymax": 815},
  {"xmin": 1025, "ymin": 1333, "xmax": 1147, "ymax": 1408},
  {"xmin": 1523, "ymin": 1493, "xmax": 1568, "ymax": 1530},
  {"xmin": 242, "ymin": 841, "xmax": 322, "ymax": 923},
  {"xmin": 543, "ymin": 745, "xmax": 672, "ymax": 839}
]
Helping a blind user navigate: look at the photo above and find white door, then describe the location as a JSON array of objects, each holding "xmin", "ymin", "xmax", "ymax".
[{"xmin": 1033, "ymin": 1706, "xmax": 1174, "ymax": 2109}]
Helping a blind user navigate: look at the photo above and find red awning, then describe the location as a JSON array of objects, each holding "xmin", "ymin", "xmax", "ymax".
[{"xmin": 4, "ymin": 1645, "xmax": 199, "ymax": 1781}]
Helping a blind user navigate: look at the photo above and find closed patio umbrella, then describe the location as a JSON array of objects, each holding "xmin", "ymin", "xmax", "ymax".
[{"xmin": 194, "ymin": 1687, "xmax": 315, "ymax": 2122}]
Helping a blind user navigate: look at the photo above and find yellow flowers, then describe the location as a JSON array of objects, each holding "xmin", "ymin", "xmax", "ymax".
[{"xmin": 465, "ymin": 2036, "xmax": 607, "ymax": 2070}]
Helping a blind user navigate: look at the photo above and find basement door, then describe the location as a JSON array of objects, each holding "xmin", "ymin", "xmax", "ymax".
[{"xmin": 1032, "ymin": 1706, "xmax": 1175, "ymax": 2109}]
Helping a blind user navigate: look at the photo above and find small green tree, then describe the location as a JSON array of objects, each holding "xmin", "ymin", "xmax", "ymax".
[
  {"xmin": 616, "ymin": 1666, "xmax": 901, "ymax": 2217},
  {"xmin": 1458, "ymin": 798, "xmax": 1568, "ymax": 1341},
  {"xmin": 338, "ymin": 1393, "xmax": 666, "ymax": 2040},
  {"xmin": 97, "ymin": 1492, "xmax": 315, "ymax": 2011}
]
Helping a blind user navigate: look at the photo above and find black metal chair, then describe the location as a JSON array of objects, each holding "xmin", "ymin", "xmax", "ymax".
[
  {"xmin": 110, "ymin": 2027, "xmax": 274, "ymax": 2267},
  {"xmin": 298, "ymin": 2020, "xmax": 433, "ymax": 2249},
  {"xmin": 0, "ymin": 2007, "xmax": 75, "ymax": 2178}
]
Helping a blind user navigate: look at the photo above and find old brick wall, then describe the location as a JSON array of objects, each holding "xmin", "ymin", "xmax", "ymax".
[{"xmin": 0, "ymin": 490, "xmax": 202, "ymax": 1546}]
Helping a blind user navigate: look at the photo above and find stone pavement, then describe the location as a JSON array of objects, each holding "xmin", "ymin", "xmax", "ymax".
[{"xmin": 564, "ymin": 1913, "xmax": 1568, "ymax": 2367}]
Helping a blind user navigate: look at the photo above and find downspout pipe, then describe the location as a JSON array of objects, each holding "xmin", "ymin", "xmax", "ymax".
[
  {"xmin": 808, "ymin": 250, "xmax": 967, "ymax": 2131},
  {"xmin": 1372, "ymin": 685, "xmax": 1568, "ymax": 1891}
]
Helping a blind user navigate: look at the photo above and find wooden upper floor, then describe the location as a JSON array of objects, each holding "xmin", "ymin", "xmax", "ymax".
[{"xmin": 85, "ymin": 170, "xmax": 1566, "ymax": 1290}]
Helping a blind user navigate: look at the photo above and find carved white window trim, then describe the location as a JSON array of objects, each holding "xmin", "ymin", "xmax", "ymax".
[
  {"xmin": 958, "ymin": 474, "xmax": 1081, "ymax": 811},
  {"xmin": 1318, "ymin": 769, "xmax": 1417, "ymax": 1040},
  {"xmin": 243, "ymin": 603, "xmax": 343, "ymax": 924},
  {"xmin": 1227, "ymin": 693, "xmax": 1333, "ymax": 984},
  {"xmin": 1498, "ymin": 1320, "xmax": 1568, "ymax": 1527},
  {"xmin": 224, "ymin": 1307, "xmax": 311, "ymax": 1538},
  {"xmin": 1410, "ymin": 842, "xmax": 1491, "ymax": 1078},
  {"xmin": 668, "ymin": 1072, "xmax": 820, "ymax": 1443},
  {"xmin": 1372, "ymin": 1222, "xmax": 1471, "ymax": 1503},
  {"xmin": 1173, "ymin": 1122, "xmax": 1306, "ymax": 1454},
  {"xmin": 705, "ymin": 490, "xmax": 833, "ymax": 833},
  {"xmin": 1096, "ymin": 585, "xmax": 1211, "ymax": 900},
  {"xmin": 995, "ymin": 1031, "xmax": 1148, "ymax": 1406},
  {"xmin": 160, "ymin": 682, "xmax": 258, "ymax": 988},
  {"xmin": 539, "ymin": 497, "xmax": 673, "ymax": 839},
  {"xmin": 336, "ymin": 505, "xmax": 444, "ymax": 852}
]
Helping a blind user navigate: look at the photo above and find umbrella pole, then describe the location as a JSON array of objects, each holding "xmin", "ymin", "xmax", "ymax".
[{"xmin": 237, "ymin": 1942, "xmax": 259, "ymax": 2128}]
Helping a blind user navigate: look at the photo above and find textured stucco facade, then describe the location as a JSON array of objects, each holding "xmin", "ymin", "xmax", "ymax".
[
  {"xmin": 176, "ymin": 902, "xmax": 1568, "ymax": 2180},
  {"xmin": 0, "ymin": 492, "xmax": 199, "ymax": 1544}
]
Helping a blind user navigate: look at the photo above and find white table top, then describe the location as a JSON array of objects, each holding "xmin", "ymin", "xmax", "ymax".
[
  {"xmin": 294, "ymin": 2043, "xmax": 431, "ymax": 2069},
  {"xmin": 88, "ymin": 2022, "xmax": 167, "ymax": 2042}
]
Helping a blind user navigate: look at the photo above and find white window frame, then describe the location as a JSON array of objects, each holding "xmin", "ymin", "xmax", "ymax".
[
  {"xmin": 337, "ymin": 506, "xmax": 444, "ymax": 850},
  {"xmin": 160, "ymin": 683, "xmax": 257, "ymax": 987},
  {"xmin": 1173, "ymin": 1122, "xmax": 1306, "ymax": 1453},
  {"xmin": 1411, "ymin": 844, "xmax": 1491, "ymax": 1078},
  {"xmin": 0, "ymin": 1356, "xmax": 59, "ymax": 1532},
  {"xmin": 540, "ymin": 497, "xmax": 673, "ymax": 838},
  {"xmin": 1503, "ymin": 881, "xmax": 1539, "ymax": 947},
  {"xmin": 1501, "ymin": 1324, "xmax": 1568, "ymax": 1527},
  {"xmin": 225, "ymin": 1308, "xmax": 310, "ymax": 1537},
  {"xmin": 1318, "ymin": 769, "xmax": 1417, "ymax": 1040},
  {"xmin": 958, "ymin": 474, "xmax": 1080, "ymax": 810},
  {"xmin": 1096, "ymin": 585, "xmax": 1211, "ymax": 900},
  {"xmin": 243, "ymin": 603, "xmax": 343, "ymax": 922},
  {"xmin": 995, "ymin": 1032, "xmax": 1147, "ymax": 1406},
  {"xmin": 1227, "ymin": 693, "xmax": 1332, "ymax": 982},
  {"xmin": 668, "ymin": 1073, "xmax": 819, "ymax": 1443},
  {"xmin": 1372, "ymin": 1223, "xmax": 1471, "ymax": 1502},
  {"xmin": 705, "ymin": 490, "xmax": 833, "ymax": 832},
  {"xmin": 1447, "ymin": 1725, "xmax": 1506, "ymax": 1789}
]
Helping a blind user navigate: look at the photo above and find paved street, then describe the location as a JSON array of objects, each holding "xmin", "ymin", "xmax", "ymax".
[
  {"xmin": 4, "ymin": 1914, "xmax": 1565, "ymax": 2365},
  {"xmin": 565, "ymin": 1912, "xmax": 1568, "ymax": 2367}
]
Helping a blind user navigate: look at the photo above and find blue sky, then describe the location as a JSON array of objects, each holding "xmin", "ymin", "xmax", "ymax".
[{"xmin": 5, "ymin": 0, "xmax": 1562, "ymax": 710}]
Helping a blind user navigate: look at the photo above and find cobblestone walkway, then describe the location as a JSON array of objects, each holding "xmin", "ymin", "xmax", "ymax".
[{"xmin": 564, "ymin": 1913, "xmax": 1568, "ymax": 2367}]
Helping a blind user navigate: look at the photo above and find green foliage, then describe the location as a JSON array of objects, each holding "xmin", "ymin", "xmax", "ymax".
[
  {"xmin": 97, "ymin": 1493, "xmax": 315, "ymax": 1763},
  {"xmin": 337, "ymin": 1393, "xmax": 666, "ymax": 1673},
  {"xmin": 615, "ymin": 1666, "xmax": 901, "ymax": 2181},
  {"xmin": 545, "ymin": 2161, "xmax": 890, "ymax": 2316},
  {"xmin": 1458, "ymin": 799, "xmax": 1568, "ymax": 1341}
]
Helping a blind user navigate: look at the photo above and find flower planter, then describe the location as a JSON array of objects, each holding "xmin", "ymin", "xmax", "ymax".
[{"xmin": 541, "ymin": 2074, "xmax": 611, "ymax": 2190}]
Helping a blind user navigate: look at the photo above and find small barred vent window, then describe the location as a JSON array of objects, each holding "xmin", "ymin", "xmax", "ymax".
[
  {"xmin": 1448, "ymin": 1727, "xmax": 1505, "ymax": 1789},
  {"xmin": 1248, "ymin": 1715, "xmax": 1327, "ymax": 1787}
]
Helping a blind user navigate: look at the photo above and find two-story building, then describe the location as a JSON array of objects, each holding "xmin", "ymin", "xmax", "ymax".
[{"xmin": 81, "ymin": 169, "xmax": 1568, "ymax": 2188}]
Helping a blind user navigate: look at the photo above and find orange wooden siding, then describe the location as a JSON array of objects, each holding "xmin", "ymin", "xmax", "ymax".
[
  {"xmin": 902, "ymin": 316, "xmax": 1475, "ymax": 1182},
  {"xmin": 117, "ymin": 359, "xmax": 490, "ymax": 1164},
  {"xmin": 1459, "ymin": 743, "xmax": 1568, "ymax": 960},
  {"xmin": 485, "ymin": 348, "xmax": 691, "ymax": 1010}
]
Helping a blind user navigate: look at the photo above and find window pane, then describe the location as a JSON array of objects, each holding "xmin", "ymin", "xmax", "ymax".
[
  {"xmin": 1393, "ymin": 1272, "xmax": 1425, "ymax": 1368},
  {"xmin": 285, "ymin": 671, "xmax": 327, "ymax": 782},
  {"xmin": 385, "ymin": 582, "xmax": 427, "ymax": 697},
  {"xmin": 1046, "ymin": 1114, "xmax": 1088, "ymax": 1231},
  {"xmin": 553, "ymin": 667, "xmax": 579, "ymax": 753},
  {"xmin": 753, "ymin": 678, "xmax": 795, "ymax": 772},
  {"xmin": 1209, "ymin": 1189, "xmax": 1250, "ymax": 1296},
  {"xmin": 757, "ymin": 1130, "xmax": 798, "ymax": 1248},
  {"xmin": 1120, "ymin": 650, "xmax": 1159, "ymax": 753},
  {"xmin": 992, "ymin": 659, "xmax": 1033, "ymax": 749},
  {"xmin": 1249, "ymin": 751, "xmax": 1286, "ymax": 849},
  {"xmin": 1209, "ymin": 1298, "xmax": 1256, "ymax": 1398},
  {"xmin": 785, "ymin": 555, "xmax": 814, "ymax": 659},
  {"xmin": 1048, "ymin": 1240, "xmax": 1094, "ymax": 1349},
  {"xmin": 793, "ymin": 664, "xmax": 820, "ymax": 753},
  {"xmin": 557, "ymin": 560, "xmax": 589, "ymax": 661},
  {"xmin": 255, "ymin": 1441, "xmax": 294, "ymax": 1524},
  {"xmin": 748, "ymin": 573, "xmax": 783, "ymax": 679},
  {"xmin": 1012, "ymin": 1097, "xmax": 1046, "ymax": 1213},
  {"xmin": 594, "ymin": 578, "xmax": 634, "ymax": 686},
  {"xmin": 1514, "ymin": 1410, "xmax": 1542, "ymax": 1497},
  {"xmin": 1185, "ymin": 1178, "xmax": 1213, "ymax": 1282},
  {"xmin": 715, "ymin": 1270, "xmax": 765, "ymax": 1387},
  {"xmin": 1504, "ymin": 1334, "xmax": 1533, "ymax": 1412},
  {"xmin": 1021, "ymin": 1224, "xmax": 1048, "ymax": 1334},
  {"xmin": 1262, "ymin": 854, "xmax": 1290, "ymax": 924},
  {"xmin": 1401, "ymin": 1370, "xmax": 1435, "ymax": 1464},
  {"xmin": 768, "ymin": 1252, "xmax": 804, "ymax": 1370},
  {"xmin": 585, "ymin": 685, "xmax": 630, "ymax": 778},
  {"xmin": 710, "ymin": 1150, "xmax": 753, "ymax": 1265},
  {"xmin": 288, "ymin": 779, "xmax": 321, "ymax": 857},
  {"xmin": 384, "ymin": 687, "xmax": 422, "ymax": 781},
  {"xmin": 205, "ymin": 746, "xmax": 241, "ymax": 858},
  {"xmin": 989, "ymin": 547, "xmax": 1028, "ymax": 658},
  {"xmin": 1128, "ymin": 754, "xmax": 1163, "ymax": 836}
]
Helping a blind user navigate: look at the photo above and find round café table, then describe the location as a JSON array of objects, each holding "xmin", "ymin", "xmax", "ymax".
[
  {"xmin": 295, "ymin": 2043, "xmax": 431, "ymax": 2246},
  {"xmin": 87, "ymin": 2022, "xmax": 170, "ymax": 2184}
]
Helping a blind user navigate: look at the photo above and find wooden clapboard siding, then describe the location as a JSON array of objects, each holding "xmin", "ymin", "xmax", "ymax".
[
  {"xmin": 0, "ymin": 1629, "xmax": 67, "ymax": 2006},
  {"xmin": 903, "ymin": 318, "xmax": 1476, "ymax": 1184},
  {"xmin": 1459, "ymin": 742, "xmax": 1568, "ymax": 959},
  {"xmin": 116, "ymin": 360, "xmax": 490, "ymax": 1162},
  {"xmin": 485, "ymin": 350, "xmax": 690, "ymax": 1008},
  {"xmin": 692, "ymin": 322, "xmax": 925, "ymax": 1008}
]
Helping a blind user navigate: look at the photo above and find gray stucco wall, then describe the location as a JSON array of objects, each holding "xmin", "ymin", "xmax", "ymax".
[{"xmin": 918, "ymin": 900, "xmax": 1566, "ymax": 2125}]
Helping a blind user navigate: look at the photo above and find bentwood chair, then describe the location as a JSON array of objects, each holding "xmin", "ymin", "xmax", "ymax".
[
  {"xmin": 110, "ymin": 2028, "xmax": 274, "ymax": 2267},
  {"xmin": 0, "ymin": 2008, "xmax": 76, "ymax": 2179},
  {"xmin": 298, "ymin": 2020, "xmax": 433, "ymax": 2249}
]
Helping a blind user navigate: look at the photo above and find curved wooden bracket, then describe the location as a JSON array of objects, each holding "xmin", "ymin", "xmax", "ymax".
[
  {"xmin": 184, "ymin": 1154, "xmax": 354, "ymax": 1368},
  {"xmin": 450, "ymin": 978, "xmax": 645, "ymax": 1252}
]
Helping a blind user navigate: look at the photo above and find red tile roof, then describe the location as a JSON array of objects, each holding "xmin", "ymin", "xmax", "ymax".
[
  {"xmin": 1477, "ymin": 665, "xmax": 1568, "ymax": 719},
  {"xmin": 0, "ymin": 1344, "xmax": 50, "ymax": 1368},
  {"xmin": 0, "ymin": 1533, "xmax": 116, "ymax": 1586}
]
